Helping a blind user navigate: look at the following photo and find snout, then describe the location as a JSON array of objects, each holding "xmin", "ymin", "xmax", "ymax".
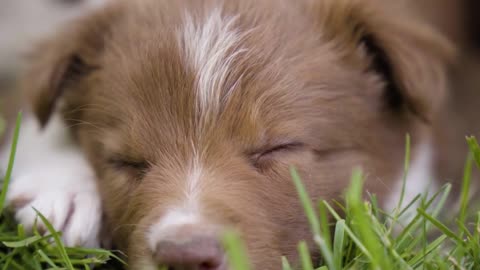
[{"xmin": 147, "ymin": 211, "xmax": 227, "ymax": 270}]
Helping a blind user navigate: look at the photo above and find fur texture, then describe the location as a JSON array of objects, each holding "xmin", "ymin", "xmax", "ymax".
[
  {"xmin": 6, "ymin": 0, "xmax": 453, "ymax": 268},
  {"xmin": 0, "ymin": 113, "xmax": 101, "ymax": 247}
]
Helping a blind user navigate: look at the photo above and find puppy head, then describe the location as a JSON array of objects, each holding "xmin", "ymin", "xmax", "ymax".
[{"xmin": 24, "ymin": 0, "xmax": 453, "ymax": 268}]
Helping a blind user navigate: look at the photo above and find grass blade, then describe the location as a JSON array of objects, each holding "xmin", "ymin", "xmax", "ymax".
[
  {"xmin": 223, "ymin": 230, "xmax": 251, "ymax": 270},
  {"xmin": 37, "ymin": 250, "xmax": 60, "ymax": 269},
  {"xmin": 458, "ymin": 154, "xmax": 473, "ymax": 233},
  {"xmin": 318, "ymin": 201, "xmax": 332, "ymax": 251},
  {"xmin": 291, "ymin": 168, "xmax": 320, "ymax": 236},
  {"xmin": 281, "ymin": 256, "xmax": 293, "ymax": 270},
  {"xmin": 33, "ymin": 208, "xmax": 74, "ymax": 270},
  {"xmin": 407, "ymin": 235, "xmax": 447, "ymax": 268},
  {"xmin": 467, "ymin": 137, "xmax": 480, "ymax": 169},
  {"xmin": 388, "ymin": 135, "xmax": 412, "ymax": 236},
  {"xmin": 333, "ymin": 220, "xmax": 346, "ymax": 270},
  {"xmin": 291, "ymin": 168, "xmax": 335, "ymax": 269},
  {"xmin": 417, "ymin": 208, "xmax": 463, "ymax": 243},
  {"xmin": 397, "ymin": 134, "xmax": 411, "ymax": 215},
  {"xmin": 2, "ymin": 235, "xmax": 43, "ymax": 248},
  {"xmin": 0, "ymin": 112, "xmax": 22, "ymax": 214},
  {"xmin": 323, "ymin": 201, "xmax": 373, "ymax": 262},
  {"xmin": 298, "ymin": 241, "xmax": 314, "ymax": 270},
  {"xmin": 346, "ymin": 168, "xmax": 390, "ymax": 269}
]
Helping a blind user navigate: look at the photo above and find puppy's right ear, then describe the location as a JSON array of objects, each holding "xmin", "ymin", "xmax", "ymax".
[
  {"xmin": 307, "ymin": 0, "xmax": 455, "ymax": 123},
  {"xmin": 22, "ymin": 6, "xmax": 116, "ymax": 127}
]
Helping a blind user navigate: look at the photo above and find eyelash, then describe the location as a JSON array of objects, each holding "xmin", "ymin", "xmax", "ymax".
[
  {"xmin": 107, "ymin": 157, "xmax": 150, "ymax": 175},
  {"xmin": 107, "ymin": 142, "xmax": 303, "ymax": 173}
]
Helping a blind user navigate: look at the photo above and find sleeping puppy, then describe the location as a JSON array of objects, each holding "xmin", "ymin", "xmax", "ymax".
[{"xmin": 1, "ymin": 0, "xmax": 453, "ymax": 269}]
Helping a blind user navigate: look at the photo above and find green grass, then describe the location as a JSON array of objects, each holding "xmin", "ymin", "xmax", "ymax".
[
  {"xmin": 0, "ymin": 114, "xmax": 123, "ymax": 269},
  {"xmin": 226, "ymin": 135, "xmax": 480, "ymax": 270},
  {"xmin": 1, "ymin": 114, "xmax": 480, "ymax": 269}
]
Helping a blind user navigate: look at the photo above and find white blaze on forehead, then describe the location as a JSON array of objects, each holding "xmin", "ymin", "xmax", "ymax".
[
  {"xmin": 185, "ymin": 156, "xmax": 202, "ymax": 208},
  {"xmin": 177, "ymin": 8, "xmax": 247, "ymax": 116},
  {"xmin": 147, "ymin": 158, "xmax": 204, "ymax": 251}
]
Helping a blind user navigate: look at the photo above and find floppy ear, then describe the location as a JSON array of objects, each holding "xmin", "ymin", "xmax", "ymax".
[
  {"xmin": 24, "ymin": 39, "xmax": 96, "ymax": 127},
  {"xmin": 310, "ymin": 0, "xmax": 456, "ymax": 122},
  {"xmin": 21, "ymin": 6, "xmax": 115, "ymax": 127}
]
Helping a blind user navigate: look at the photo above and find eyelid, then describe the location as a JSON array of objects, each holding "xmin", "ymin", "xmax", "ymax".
[
  {"xmin": 262, "ymin": 142, "xmax": 304, "ymax": 154},
  {"xmin": 107, "ymin": 155, "xmax": 150, "ymax": 171},
  {"xmin": 250, "ymin": 142, "xmax": 305, "ymax": 161}
]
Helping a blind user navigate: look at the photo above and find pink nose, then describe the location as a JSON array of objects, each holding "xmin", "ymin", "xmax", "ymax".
[{"xmin": 155, "ymin": 234, "xmax": 226, "ymax": 270}]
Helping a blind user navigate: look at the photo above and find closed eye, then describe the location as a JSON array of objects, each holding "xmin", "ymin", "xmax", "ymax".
[
  {"xmin": 249, "ymin": 142, "xmax": 305, "ymax": 167},
  {"xmin": 107, "ymin": 156, "xmax": 150, "ymax": 177}
]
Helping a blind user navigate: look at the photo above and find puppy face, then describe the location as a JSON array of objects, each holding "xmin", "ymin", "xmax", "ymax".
[{"xmin": 24, "ymin": 0, "xmax": 452, "ymax": 268}]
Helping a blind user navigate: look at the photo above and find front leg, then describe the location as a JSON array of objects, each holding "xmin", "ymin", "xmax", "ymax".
[{"xmin": 0, "ymin": 113, "xmax": 101, "ymax": 248}]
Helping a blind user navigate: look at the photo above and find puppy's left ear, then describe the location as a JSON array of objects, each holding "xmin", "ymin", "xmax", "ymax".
[
  {"xmin": 21, "ymin": 5, "xmax": 117, "ymax": 127},
  {"xmin": 23, "ymin": 38, "xmax": 97, "ymax": 127},
  {"xmin": 310, "ymin": 0, "xmax": 456, "ymax": 122}
]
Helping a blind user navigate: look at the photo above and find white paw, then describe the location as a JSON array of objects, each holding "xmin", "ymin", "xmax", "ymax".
[
  {"xmin": 8, "ymin": 172, "xmax": 101, "ymax": 248},
  {"xmin": 1, "ymin": 114, "xmax": 101, "ymax": 248}
]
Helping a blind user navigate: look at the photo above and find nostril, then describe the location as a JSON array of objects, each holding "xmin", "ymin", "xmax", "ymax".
[
  {"xmin": 198, "ymin": 261, "xmax": 222, "ymax": 270},
  {"xmin": 199, "ymin": 261, "xmax": 219, "ymax": 270},
  {"xmin": 158, "ymin": 256, "xmax": 223, "ymax": 270},
  {"xmin": 164, "ymin": 264, "xmax": 219, "ymax": 270},
  {"xmin": 163, "ymin": 262, "xmax": 219, "ymax": 270}
]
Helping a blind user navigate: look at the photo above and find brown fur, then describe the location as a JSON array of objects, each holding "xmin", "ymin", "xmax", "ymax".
[
  {"xmin": 407, "ymin": 0, "xmax": 480, "ymax": 191},
  {"xmin": 22, "ymin": 0, "xmax": 452, "ymax": 268}
]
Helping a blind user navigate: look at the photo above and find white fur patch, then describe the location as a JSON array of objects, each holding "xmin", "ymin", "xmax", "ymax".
[
  {"xmin": 385, "ymin": 142, "xmax": 438, "ymax": 219},
  {"xmin": 147, "ymin": 209, "xmax": 201, "ymax": 251},
  {"xmin": 147, "ymin": 158, "xmax": 204, "ymax": 251},
  {"xmin": 147, "ymin": 5, "xmax": 243, "ymax": 258},
  {"xmin": 0, "ymin": 113, "xmax": 101, "ymax": 248},
  {"xmin": 185, "ymin": 156, "xmax": 202, "ymax": 209},
  {"xmin": 177, "ymin": 8, "xmax": 247, "ymax": 117}
]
